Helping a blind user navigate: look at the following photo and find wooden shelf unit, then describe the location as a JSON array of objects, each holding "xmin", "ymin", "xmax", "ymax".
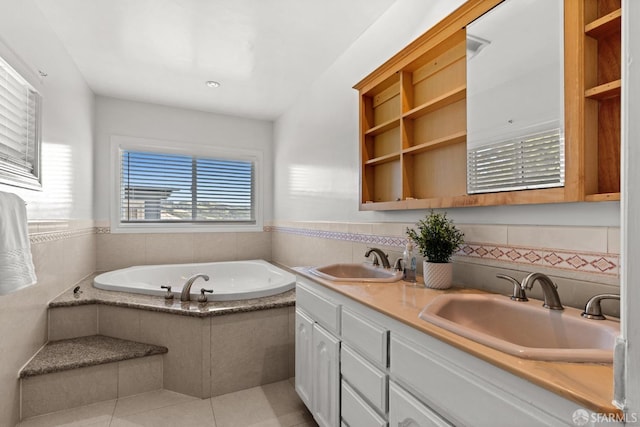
[
  {"xmin": 355, "ymin": 0, "xmax": 622, "ymax": 210},
  {"xmin": 583, "ymin": 1, "xmax": 621, "ymax": 199}
]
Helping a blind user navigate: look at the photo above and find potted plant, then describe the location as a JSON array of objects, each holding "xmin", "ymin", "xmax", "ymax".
[{"xmin": 407, "ymin": 211, "xmax": 464, "ymax": 289}]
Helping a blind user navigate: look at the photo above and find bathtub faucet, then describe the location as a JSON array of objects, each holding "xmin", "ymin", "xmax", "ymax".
[{"xmin": 180, "ymin": 274, "xmax": 210, "ymax": 302}]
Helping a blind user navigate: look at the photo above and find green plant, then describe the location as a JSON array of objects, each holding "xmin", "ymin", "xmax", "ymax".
[{"xmin": 406, "ymin": 211, "xmax": 464, "ymax": 263}]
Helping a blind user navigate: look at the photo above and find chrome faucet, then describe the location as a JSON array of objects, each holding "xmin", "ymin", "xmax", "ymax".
[
  {"xmin": 496, "ymin": 274, "xmax": 528, "ymax": 301},
  {"xmin": 582, "ymin": 293, "xmax": 620, "ymax": 320},
  {"xmin": 180, "ymin": 274, "xmax": 210, "ymax": 302},
  {"xmin": 521, "ymin": 272, "xmax": 563, "ymax": 310},
  {"xmin": 364, "ymin": 247, "xmax": 391, "ymax": 269}
]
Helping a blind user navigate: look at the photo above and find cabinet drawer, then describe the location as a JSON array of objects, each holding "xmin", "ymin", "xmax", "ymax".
[
  {"xmin": 341, "ymin": 381, "xmax": 387, "ymax": 427},
  {"xmin": 389, "ymin": 381, "xmax": 451, "ymax": 427},
  {"xmin": 296, "ymin": 284, "xmax": 341, "ymax": 334},
  {"xmin": 390, "ymin": 335, "xmax": 559, "ymax": 426},
  {"xmin": 341, "ymin": 345, "xmax": 387, "ymax": 414},
  {"xmin": 341, "ymin": 307, "xmax": 388, "ymax": 367}
]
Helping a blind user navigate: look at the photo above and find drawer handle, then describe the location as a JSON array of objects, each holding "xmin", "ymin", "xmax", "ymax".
[{"xmin": 399, "ymin": 418, "xmax": 419, "ymax": 427}]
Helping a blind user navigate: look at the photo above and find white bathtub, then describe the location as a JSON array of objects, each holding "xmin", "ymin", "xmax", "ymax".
[{"xmin": 93, "ymin": 260, "xmax": 296, "ymax": 301}]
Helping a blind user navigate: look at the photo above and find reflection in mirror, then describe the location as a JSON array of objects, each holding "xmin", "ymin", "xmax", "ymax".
[{"xmin": 466, "ymin": 0, "xmax": 564, "ymax": 194}]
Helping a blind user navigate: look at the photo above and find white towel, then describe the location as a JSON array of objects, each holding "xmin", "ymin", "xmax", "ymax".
[{"xmin": 0, "ymin": 192, "xmax": 37, "ymax": 295}]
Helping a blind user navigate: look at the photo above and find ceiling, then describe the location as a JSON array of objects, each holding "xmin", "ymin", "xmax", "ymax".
[{"xmin": 35, "ymin": 0, "xmax": 396, "ymax": 120}]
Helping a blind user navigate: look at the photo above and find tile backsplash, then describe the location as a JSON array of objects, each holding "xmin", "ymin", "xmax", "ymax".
[{"xmin": 269, "ymin": 220, "xmax": 620, "ymax": 315}]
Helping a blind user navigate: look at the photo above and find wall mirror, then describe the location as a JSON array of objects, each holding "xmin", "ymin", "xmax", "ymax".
[{"xmin": 466, "ymin": 0, "xmax": 564, "ymax": 194}]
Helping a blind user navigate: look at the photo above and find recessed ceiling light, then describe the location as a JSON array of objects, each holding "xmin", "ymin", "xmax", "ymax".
[{"xmin": 206, "ymin": 81, "xmax": 220, "ymax": 88}]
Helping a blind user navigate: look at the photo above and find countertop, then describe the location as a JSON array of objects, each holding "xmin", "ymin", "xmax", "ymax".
[{"xmin": 295, "ymin": 268, "xmax": 619, "ymax": 415}]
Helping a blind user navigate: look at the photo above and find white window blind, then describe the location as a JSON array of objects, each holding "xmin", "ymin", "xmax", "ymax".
[
  {"xmin": 120, "ymin": 150, "xmax": 255, "ymax": 224},
  {"xmin": 0, "ymin": 56, "xmax": 41, "ymax": 189},
  {"xmin": 467, "ymin": 129, "xmax": 565, "ymax": 194}
]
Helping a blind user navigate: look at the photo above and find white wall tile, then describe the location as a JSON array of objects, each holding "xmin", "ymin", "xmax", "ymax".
[{"xmin": 507, "ymin": 225, "xmax": 608, "ymax": 253}]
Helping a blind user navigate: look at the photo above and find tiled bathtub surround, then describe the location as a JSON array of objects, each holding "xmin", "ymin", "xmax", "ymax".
[
  {"xmin": 95, "ymin": 227, "xmax": 272, "ymax": 271},
  {"xmin": 47, "ymin": 277, "xmax": 296, "ymax": 400},
  {"xmin": 270, "ymin": 221, "xmax": 621, "ymax": 314}
]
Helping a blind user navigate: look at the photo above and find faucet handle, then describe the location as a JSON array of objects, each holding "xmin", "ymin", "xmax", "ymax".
[
  {"xmin": 369, "ymin": 253, "xmax": 380, "ymax": 267},
  {"xmin": 198, "ymin": 288, "xmax": 213, "ymax": 303},
  {"xmin": 496, "ymin": 274, "xmax": 528, "ymax": 302},
  {"xmin": 582, "ymin": 293, "xmax": 620, "ymax": 320},
  {"xmin": 394, "ymin": 257, "xmax": 404, "ymax": 271},
  {"xmin": 160, "ymin": 285, "xmax": 174, "ymax": 300}
]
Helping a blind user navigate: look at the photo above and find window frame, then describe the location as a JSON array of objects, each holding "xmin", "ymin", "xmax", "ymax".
[
  {"xmin": 110, "ymin": 135, "xmax": 263, "ymax": 233},
  {"xmin": 0, "ymin": 55, "xmax": 42, "ymax": 191}
]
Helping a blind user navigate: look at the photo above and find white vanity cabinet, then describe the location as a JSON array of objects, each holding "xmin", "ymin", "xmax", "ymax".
[
  {"xmin": 296, "ymin": 282, "xmax": 341, "ymax": 427},
  {"xmin": 295, "ymin": 277, "xmax": 598, "ymax": 427}
]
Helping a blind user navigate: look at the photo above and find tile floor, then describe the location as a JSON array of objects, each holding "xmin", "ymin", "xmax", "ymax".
[{"xmin": 17, "ymin": 379, "xmax": 317, "ymax": 427}]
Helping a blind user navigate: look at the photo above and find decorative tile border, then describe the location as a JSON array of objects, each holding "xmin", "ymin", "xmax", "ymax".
[
  {"xmin": 265, "ymin": 226, "xmax": 407, "ymax": 247},
  {"xmin": 29, "ymin": 227, "xmax": 96, "ymax": 244},
  {"xmin": 269, "ymin": 226, "xmax": 619, "ymax": 277},
  {"xmin": 457, "ymin": 243, "xmax": 618, "ymax": 276}
]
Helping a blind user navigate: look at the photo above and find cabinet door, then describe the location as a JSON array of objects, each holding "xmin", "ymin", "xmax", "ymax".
[
  {"xmin": 295, "ymin": 309, "xmax": 314, "ymax": 409},
  {"xmin": 312, "ymin": 323, "xmax": 340, "ymax": 427}
]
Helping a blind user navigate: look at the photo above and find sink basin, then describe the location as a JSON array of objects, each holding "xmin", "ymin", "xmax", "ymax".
[
  {"xmin": 419, "ymin": 293, "xmax": 619, "ymax": 362},
  {"xmin": 309, "ymin": 263, "xmax": 403, "ymax": 283}
]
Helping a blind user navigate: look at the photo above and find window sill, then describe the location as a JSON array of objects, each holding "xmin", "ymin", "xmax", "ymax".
[{"xmin": 109, "ymin": 222, "xmax": 264, "ymax": 234}]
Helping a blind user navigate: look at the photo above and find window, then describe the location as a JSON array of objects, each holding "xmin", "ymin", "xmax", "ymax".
[
  {"xmin": 0, "ymin": 55, "xmax": 42, "ymax": 190},
  {"xmin": 112, "ymin": 136, "xmax": 262, "ymax": 232}
]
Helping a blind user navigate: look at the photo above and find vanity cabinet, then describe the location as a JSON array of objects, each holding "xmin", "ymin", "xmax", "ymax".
[
  {"xmin": 354, "ymin": 0, "xmax": 622, "ymax": 210},
  {"xmin": 295, "ymin": 284, "xmax": 341, "ymax": 427},
  {"xmin": 295, "ymin": 275, "xmax": 603, "ymax": 427}
]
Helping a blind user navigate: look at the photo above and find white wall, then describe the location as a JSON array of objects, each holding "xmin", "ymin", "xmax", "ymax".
[
  {"xmin": 93, "ymin": 96, "xmax": 274, "ymax": 223},
  {"xmin": 0, "ymin": 1, "xmax": 95, "ymax": 425},
  {"xmin": 273, "ymin": 0, "xmax": 620, "ymax": 227},
  {"xmin": 0, "ymin": 0, "xmax": 94, "ymax": 220}
]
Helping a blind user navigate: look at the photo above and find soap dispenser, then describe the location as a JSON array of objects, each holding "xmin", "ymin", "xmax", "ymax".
[{"xmin": 403, "ymin": 241, "xmax": 417, "ymax": 284}]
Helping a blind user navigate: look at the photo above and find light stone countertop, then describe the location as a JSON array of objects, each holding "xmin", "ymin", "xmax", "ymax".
[
  {"xmin": 49, "ymin": 273, "xmax": 295, "ymax": 318},
  {"xmin": 294, "ymin": 267, "xmax": 620, "ymax": 416}
]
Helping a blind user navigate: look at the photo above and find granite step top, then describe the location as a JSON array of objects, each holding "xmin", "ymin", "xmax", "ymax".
[{"xmin": 20, "ymin": 335, "xmax": 168, "ymax": 378}]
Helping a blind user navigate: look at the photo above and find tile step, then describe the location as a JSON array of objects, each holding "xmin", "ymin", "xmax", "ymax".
[{"xmin": 20, "ymin": 335, "xmax": 167, "ymax": 378}]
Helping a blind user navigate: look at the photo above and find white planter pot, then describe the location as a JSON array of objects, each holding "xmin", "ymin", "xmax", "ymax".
[{"xmin": 422, "ymin": 261, "xmax": 453, "ymax": 289}]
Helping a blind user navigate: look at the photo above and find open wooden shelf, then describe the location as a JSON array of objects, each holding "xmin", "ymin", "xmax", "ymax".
[
  {"xmin": 364, "ymin": 118, "xmax": 401, "ymax": 136},
  {"xmin": 403, "ymin": 86, "xmax": 466, "ymax": 120},
  {"xmin": 585, "ymin": 79, "xmax": 621, "ymax": 100},
  {"xmin": 403, "ymin": 131, "xmax": 467, "ymax": 155},
  {"xmin": 365, "ymin": 152, "xmax": 401, "ymax": 166},
  {"xmin": 582, "ymin": 0, "xmax": 622, "ymax": 199},
  {"xmin": 585, "ymin": 8, "xmax": 621, "ymax": 39},
  {"xmin": 584, "ymin": 192, "xmax": 620, "ymax": 202}
]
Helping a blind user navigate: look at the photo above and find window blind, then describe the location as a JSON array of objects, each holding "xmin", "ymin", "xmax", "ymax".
[
  {"xmin": 467, "ymin": 129, "xmax": 565, "ymax": 194},
  {"xmin": 120, "ymin": 150, "xmax": 255, "ymax": 224},
  {"xmin": 0, "ymin": 56, "xmax": 41, "ymax": 189}
]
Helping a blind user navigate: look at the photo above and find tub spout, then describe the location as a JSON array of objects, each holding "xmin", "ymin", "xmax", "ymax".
[{"xmin": 181, "ymin": 274, "xmax": 210, "ymax": 302}]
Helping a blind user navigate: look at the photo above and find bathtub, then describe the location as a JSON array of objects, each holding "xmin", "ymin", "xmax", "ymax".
[{"xmin": 93, "ymin": 260, "xmax": 296, "ymax": 301}]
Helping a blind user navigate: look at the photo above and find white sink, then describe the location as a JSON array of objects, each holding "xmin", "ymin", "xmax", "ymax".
[
  {"xmin": 419, "ymin": 293, "xmax": 619, "ymax": 362},
  {"xmin": 309, "ymin": 263, "xmax": 403, "ymax": 283}
]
